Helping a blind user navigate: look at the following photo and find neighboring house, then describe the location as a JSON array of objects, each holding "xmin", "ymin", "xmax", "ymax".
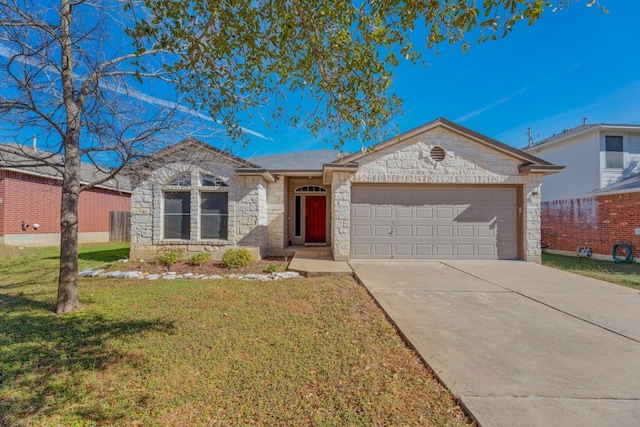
[
  {"xmin": 130, "ymin": 118, "xmax": 562, "ymax": 262},
  {"xmin": 0, "ymin": 144, "xmax": 132, "ymax": 246},
  {"xmin": 524, "ymin": 122, "xmax": 640, "ymax": 258}
]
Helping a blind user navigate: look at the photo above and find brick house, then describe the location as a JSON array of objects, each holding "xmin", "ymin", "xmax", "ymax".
[
  {"xmin": 524, "ymin": 122, "xmax": 640, "ymax": 259},
  {"xmin": 130, "ymin": 118, "xmax": 561, "ymax": 262},
  {"xmin": 0, "ymin": 144, "xmax": 131, "ymax": 246}
]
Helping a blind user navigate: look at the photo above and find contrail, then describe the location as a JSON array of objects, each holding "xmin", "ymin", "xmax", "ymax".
[
  {"xmin": 0, "ymin": 45, "xmax": 273, "ymax": 141},
  {"xmin": 455, "ymin": 87, "xmax": 528, "ymax": 123}
]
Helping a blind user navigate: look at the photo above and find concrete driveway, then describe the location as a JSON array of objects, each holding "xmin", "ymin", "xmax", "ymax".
[{"xmin": 349, "ymin": 260, "xmax": 640, "ymax": 427}]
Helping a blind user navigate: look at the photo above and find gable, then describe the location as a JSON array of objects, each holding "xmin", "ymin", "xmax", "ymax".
[
  {"xmin": 350, "ymin": 126, "xmax": 526, "ymax": 184},
  {"xmin": 340, "ymin": 118, "xmax": 551, "ymax": 167}
]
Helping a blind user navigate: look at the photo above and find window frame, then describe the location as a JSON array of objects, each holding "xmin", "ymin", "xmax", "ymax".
[
  {"xmin": 200, "ymin": 190, "xmax": 229, "ymax": 240},
  {"xmin": 604, "ymin": 135, "xmax": 624, "ymax": 169},
  {"xmin": 163, "ymin": 190, "xmax": 192, "ymax": 240},
  {"xmin": 160, "ymin": 170, "xmax": 230, "ymax": 243}
]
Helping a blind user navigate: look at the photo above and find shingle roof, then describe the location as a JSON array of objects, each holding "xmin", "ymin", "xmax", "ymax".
[
  {"xmin": 591, "ymin": 172, "xmax": 640, "ymax": 196},
  {"xmin": 526, "ymin": 123, "xmax": 640, "ymax": 150},
  {"xmin": 250, "ymin": 149, "xmax": 340, "ymax": 170},
  {"xmin": 0, "ymin": 143, "xmax": 131, "ymax": 192}
]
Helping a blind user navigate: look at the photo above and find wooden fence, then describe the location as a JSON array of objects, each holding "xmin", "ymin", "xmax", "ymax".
[{"xmin": 109, "ymin": 211, "xmax": 131, "ymax": 242}]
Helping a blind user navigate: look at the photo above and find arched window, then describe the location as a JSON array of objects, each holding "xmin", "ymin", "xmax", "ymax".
[
  {"xmin": 201, "ymin": 174, "xmax": 227, "ymax": 187},
  {"xmin": 166, "ymin": 173, "xmax": 191, "ymax": 186},
  {"xmin": 295, "ymin": 185, "xmax": 327, "ymax": 193}
]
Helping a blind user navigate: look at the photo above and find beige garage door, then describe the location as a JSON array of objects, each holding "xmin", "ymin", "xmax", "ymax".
[{"xmin": 351, "ymin": 186, "xmax": 518, "ymax": 259}]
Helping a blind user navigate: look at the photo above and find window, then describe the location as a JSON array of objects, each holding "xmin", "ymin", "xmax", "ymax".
[
  {"xmin": 294, "ymin": 195, "xmax": 302, "ymax": 237},
  {"xmin": 201, "ymin": 174, "xmax": 227, "ymax": 187},
  {"xmin": 164, "ymin": 192, "xmax": 191, "ymax": 239},
  {"xmin": 201, "ymin": 192, "xmax": 228, "ymax": 239},
  {"xmin": 167, "ymin": 173, "xmax": 191, "ymax": 186},
  {"xmin": 295, "ymin": 185, "xmax": 326, "ymax": 193},
  {"xmin": 605, "ymin": 135, "xmax": 624, "ymax": 169}
]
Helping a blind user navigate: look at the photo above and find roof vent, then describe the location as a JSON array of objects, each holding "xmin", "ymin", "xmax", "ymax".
[{"xmin": 430, "ymin": 146, "xmax": 446, "ymax": 162}]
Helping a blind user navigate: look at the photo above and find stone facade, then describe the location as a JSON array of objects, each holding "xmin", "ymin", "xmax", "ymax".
[
  {"xmin": 329, "ymin": 127, "xmax": 544, "ymax": 262},
  {"xmin": 130, "ymin": 121, "xmax": 554, "ymax": 263},
  {"xmin": 130, "ymin": 161, "xmax": 269, "ymax": 260}
]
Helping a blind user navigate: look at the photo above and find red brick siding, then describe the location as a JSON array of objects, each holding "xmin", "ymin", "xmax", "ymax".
[
  {"xmin": 541, "ymin": 193, "xmax": 640, "ymax": 257},
  {"xmin": 0, "ymin": 170, "xmax": 130, "ymax": 235}
]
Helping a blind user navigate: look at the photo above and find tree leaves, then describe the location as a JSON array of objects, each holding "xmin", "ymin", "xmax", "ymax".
[{"xmin": 126, "ymin": 0, "xmax": 603, "ymax": 146}]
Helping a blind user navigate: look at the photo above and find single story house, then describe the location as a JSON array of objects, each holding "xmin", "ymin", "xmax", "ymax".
[
  {"xmin": 0, "ymin": 143, "xmax": 132, "ymax": 246},
  {"xmin": 129, "ymin": 118, "xmax": 563, "ymax": 262}
]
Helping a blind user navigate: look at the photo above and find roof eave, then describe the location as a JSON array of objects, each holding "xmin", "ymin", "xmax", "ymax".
[
  {"xmin": 322, "ymin": 162, "xmax": 359, "ymax": 185},
  {"xmin": 235, "ymin": 168, "xmax": 277, "ymax": 183},
  {"xmin": 1, "ymin": 166, "xmax": 133, "ymax": 193},
  {"xmin": 339, "ymin": 118, "xmax": 552, "ymax": 166},
  {"xmin": 518, "ymin": 164, "xmax": 566, "ymax": 175}
]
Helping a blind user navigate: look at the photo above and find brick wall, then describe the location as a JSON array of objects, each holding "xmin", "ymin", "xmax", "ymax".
[
  {"xmin": 0, "ymin": 170, "xmax": 130, "ymax": 236},
  {"xmin": 541, "ymin": 193, "xmax": 640, "ymax": 257}
]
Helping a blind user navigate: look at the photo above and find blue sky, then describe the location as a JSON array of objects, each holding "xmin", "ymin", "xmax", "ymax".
[
  {"xmin": 237, "ymin": 0, "xmax": 640, "ymax": 157},
  {"xmin": 2, "ymin": 1, "xmax": 638, "ymax": 160}
]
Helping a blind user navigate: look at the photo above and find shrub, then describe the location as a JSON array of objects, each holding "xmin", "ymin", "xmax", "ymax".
[
  {"xmin": 222, "ymin": 248, "xmax": 253, "ymax": 268},
  {"xmin": 188, "ymin": 252, "xmax": 213, "ymax": 266},
  {"xmin": 155, "ymin": 250, "xmax": 183, "ymax": 267},
  {"xmin": 262, "ymin": 263, "xmax": 278, "ymax": 273}
]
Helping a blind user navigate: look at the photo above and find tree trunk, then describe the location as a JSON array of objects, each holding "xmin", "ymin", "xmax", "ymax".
[
  {"xmin": 56, "ymin": 148, "xmax": 81, "ymax": 314},
  {"xmin": 57, "ymin": 0, "xmax": 81, "ymax": 314}
]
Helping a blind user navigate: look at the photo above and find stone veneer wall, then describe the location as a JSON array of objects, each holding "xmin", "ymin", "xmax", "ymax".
[
  {"xmin": 330, "ymin": 128, "xmax": 544, "ymax": 262},
  {"xmin": 266, "ymin": 178, "xmax": 285, "ymax": 254},
  {"xmin": 130, "ymin": 163, "xmax": 269, "ymax": 259}
]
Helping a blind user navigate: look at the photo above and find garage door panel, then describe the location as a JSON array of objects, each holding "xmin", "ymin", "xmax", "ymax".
[
  {"xmin": 436, "ymin": 244, "xmax": 454, "ymax": 256},
  {"xmin": 395, "ymin": 225, "xmax": 413, "ymax": 237},
  {"xmin": 416, "ymin": 225, "xmax": 433, "ymax": 237},
  {"xmin": 373, "ymin": 243, "xmax": 392, "ymax": 256},
  {"xmin": 436, "ymin": 225, "xmax": 454, "ymax": 237},
  {"xmin": 415, "ymin": 207, "xmax": 433, "ymax": 218},
  {"xmin": 374, "ymin": 225, "xmax": 392, "ymax": 237},
  {"xmin": 415, "ymin": 244, "xmax": 433, "ymax": 256},
  {"xmin": 374, "ymin": 206, "xmax": 392, "ymax": 218},
  {"xmin": 457, "ymin": 225, "xmax": 474, "ymax": 237},
  {"xmin": 352, "ymin": 243, "xmax": 372, "ymax": 257},
  {"xmin": 351, "ymin": 186, "xmax": 518, "ymax": 260},
  {"xmin": 395, "ymin": 244, "xmax": 413, "ymax": 256},
  {"xmin": 436, "ymin": 207, "xmax": 454, "ymax": 219},
  {"xmin": 457, "ymin": 244, "xmax": 475, "ymax": 256},
  {"xmin": 395, "ymin": 206, "xmax": 413, "ymax": 218},
  {"xmin": 353, "ymin": 206, "xmax": 372, "ymax": 218}
]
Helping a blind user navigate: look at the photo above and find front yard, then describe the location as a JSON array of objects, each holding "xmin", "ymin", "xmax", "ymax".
[
  {"xmin": 542, "ymin": 252, "xmax": 640, "ymax": 289},
  {"xmin": 0, "ymin": 243, "xmax": 471, "ymax": 426}
]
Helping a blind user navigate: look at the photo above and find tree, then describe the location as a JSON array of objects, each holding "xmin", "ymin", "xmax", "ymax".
[
  {"xmin": 0, "ymin": 0, "xmax": 191, "ymax": 313},
  {"xmin": 128, "ymin": 0, "xmax": 606, "ymax": 144},
  {"xmin": 0, "ymin": 0, "xmax": 604, "ymax": 313}
]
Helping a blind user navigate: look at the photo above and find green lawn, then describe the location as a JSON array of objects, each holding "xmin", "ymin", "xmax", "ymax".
[
  {"xmin": 542, "ymin": 252, "xmax": 640, "ymax": 289},
  {"xmin": 0, "ymin": 243, "xmax": 470, "ymax": 426}
]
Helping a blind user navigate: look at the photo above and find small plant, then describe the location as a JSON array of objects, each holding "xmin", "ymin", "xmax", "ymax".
[
  {"xmin": 188, "ymin": 252, "xmax": 212, "ymax": 266},
  {"xmin": 221, "ymin": 248, "xmax": 253, "ymax": 269},
  {"xmin": 262, "ymin": 263, "xmax": 278, "ymax": 273},
  {"xmin": 155, "ymin": 250, "xmax": 183, "ymax": 267}
]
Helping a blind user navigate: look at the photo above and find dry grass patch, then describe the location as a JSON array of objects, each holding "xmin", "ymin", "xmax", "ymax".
[{"xmin": 0, "ymin": 243, "xmax": 472, "ymax": 426}]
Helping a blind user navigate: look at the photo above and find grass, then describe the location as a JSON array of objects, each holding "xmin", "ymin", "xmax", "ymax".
[
  {"xmin": 0, "ymin": 243, "xmax": 471, "ymax": 426},
  {"xmin": 542, "ymin": 252, "xmax": 640, "ymax": 289}
]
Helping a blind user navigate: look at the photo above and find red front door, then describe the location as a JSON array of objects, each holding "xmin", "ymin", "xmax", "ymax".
[{"xmin": 305, "ymin": 196, "xmax": 326, "ymax": 242}]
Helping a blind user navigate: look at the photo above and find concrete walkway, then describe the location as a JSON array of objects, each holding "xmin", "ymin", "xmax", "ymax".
[
  {"xmin": 287, "ymin": 247, "xmax": 353, "ymax": 276},
  {"xmin": 350, "ymin": 260, "xmax": 640, "ymax": 427}
]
